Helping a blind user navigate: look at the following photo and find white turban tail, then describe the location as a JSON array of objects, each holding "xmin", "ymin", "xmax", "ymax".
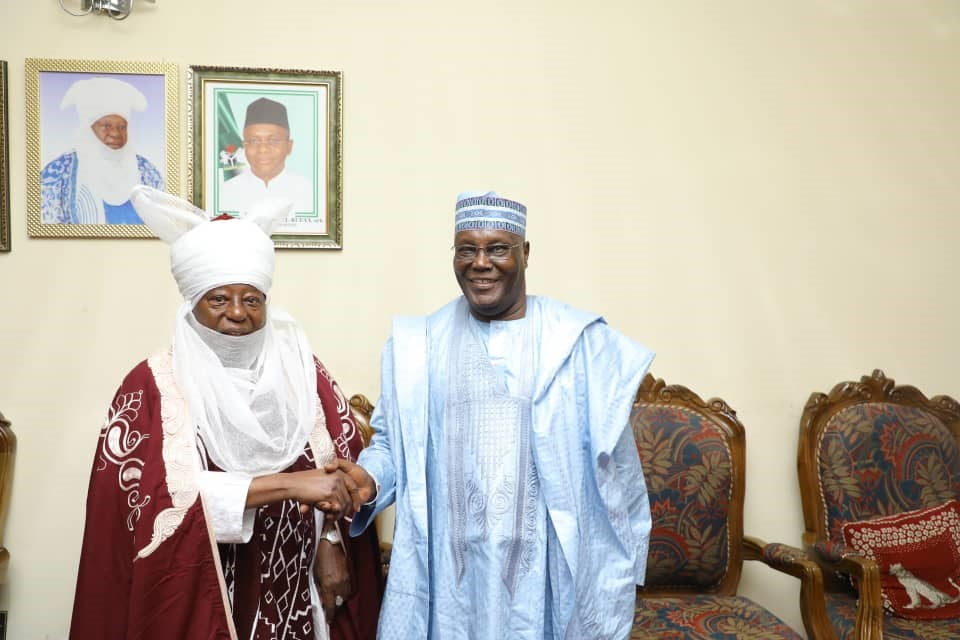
[{"xmin": 131, "ymin": 186, "xmax": 318, "ymax": 476}]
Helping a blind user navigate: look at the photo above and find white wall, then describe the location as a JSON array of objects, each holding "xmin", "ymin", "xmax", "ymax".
[{"xmin": 1, "ymin": 1, "xmax": 959, "ymax": 637}]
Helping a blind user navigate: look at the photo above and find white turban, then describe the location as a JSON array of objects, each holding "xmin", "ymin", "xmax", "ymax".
[
  {"xmin": 131, "ymin": 186, "xmax": 283, "ymax": 305},
  {"xmin": 130, "ymin": 186, "xmax": 318, "ymax": 476},
  {"xmin": 61, "ymin": 76, "xmax": 147, "ymax": 126},
  {"xmin": 171, "ymin": 218, "xmax": 275, "ymax": 305}
]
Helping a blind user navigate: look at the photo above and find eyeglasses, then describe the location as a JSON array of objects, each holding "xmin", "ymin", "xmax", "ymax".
[
  {"xmin": 93, "ymin": 122, "xmax": 127, "ymax": 134},
  {"xmin": 452, "ymin": 243, "xmax": 522, "ymax": 262},
  {"xmin": 243, "ymin": 137, "xmax": 289, "ymax": 149}
]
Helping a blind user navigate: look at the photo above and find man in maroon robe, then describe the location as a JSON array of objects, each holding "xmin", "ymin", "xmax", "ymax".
[{"xmin": 70, "ymin": 186, "xmax": 382, "ymax": 639}]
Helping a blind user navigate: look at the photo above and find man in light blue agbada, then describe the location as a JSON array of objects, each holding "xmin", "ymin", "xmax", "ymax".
[{"xmin": 332, "ymin": 191, "xmax": 654, "ymax": 639}]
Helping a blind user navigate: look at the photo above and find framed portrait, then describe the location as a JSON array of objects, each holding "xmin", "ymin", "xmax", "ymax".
[
  {"xmin": 25, "ymin": 58, "xmax": 179, "ymax": 238},
  {"xmin": 0, "ymin": 61, "xmax": 9, "ymax": 252},
  {"xmin": 188, "ymin": 66, "xmax": 343, "ymax": 249}
]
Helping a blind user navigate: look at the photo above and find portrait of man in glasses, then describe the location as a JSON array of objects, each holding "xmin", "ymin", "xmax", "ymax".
[
  {"xmin": 219, "ymin": 97, "xmax": 313, "ymax": 215},
  {"xmin": 329, "ymin": 191, "xmax": 656, "ymax": 639}
]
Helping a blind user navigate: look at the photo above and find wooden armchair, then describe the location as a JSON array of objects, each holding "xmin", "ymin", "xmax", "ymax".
[
  {"xmin": 797, "ymin": 369, "xmax": 960, "ymax": 640},
  {"xmin": 631, "ymin": 374, "xmax": 831, "ymax": 639}
]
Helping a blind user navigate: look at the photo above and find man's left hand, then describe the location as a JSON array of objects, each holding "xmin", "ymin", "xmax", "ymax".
[{"xmin": 316, "ymin": 535, "xmax": 351, "ymax": 621}]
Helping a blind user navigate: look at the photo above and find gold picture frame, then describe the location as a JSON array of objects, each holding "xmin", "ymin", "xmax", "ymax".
[
  {"xmin": 0, "ymin": 61, "xmax": 9, "ymax": 252},
  {"xmin": 25, "ymin": 58, "xmax": 179, "ymax": 238},
  {"xmin": 188, "ymin": 65, "xmax": 343, "ymax": 249}
]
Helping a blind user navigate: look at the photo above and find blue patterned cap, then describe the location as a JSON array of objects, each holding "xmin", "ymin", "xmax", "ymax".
[{"xmin": 454, "ymin": 191, "xmax": 527, "ymax": 237}]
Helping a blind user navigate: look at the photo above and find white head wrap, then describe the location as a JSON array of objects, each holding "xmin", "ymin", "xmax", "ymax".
[
  {"xmin": 131, "ymin": 185, "xmax": 318, "ymax": 476},
  {"xmin": 61, "ymin": 76, "xmax": 148, "ymax": 126},
  {"xmin": 62, "ymin": 77, "xmax": 150, "ymax": 216}
]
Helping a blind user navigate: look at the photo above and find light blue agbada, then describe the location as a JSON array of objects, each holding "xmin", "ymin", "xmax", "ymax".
[{"xmin": 351, "ymin": 295, "xmax": 654, "ymax": 639}]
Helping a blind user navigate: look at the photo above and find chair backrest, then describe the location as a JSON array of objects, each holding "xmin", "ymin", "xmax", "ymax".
[
  {"xmin": 797, "ymin": 369, "xmax": 960, "ymax": 546},
  {"xmin": 631, "ymin": 374, "xmax": 745, "ymax": 596},
  {"xmin": 349, "ymin": 393, "xmax": 375, "ymax": 446}
]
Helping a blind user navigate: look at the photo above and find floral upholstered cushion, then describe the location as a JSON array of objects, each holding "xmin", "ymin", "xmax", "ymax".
[
  {"xmin": 842, "ymin": 500, "xmax": 960, "ymax": 620},
  {"xmin": 632, "ymin": 595, "xmax": 802, "ymax": 639},
  {"xmin": 819, "ymin": 402, "xmax": 960, "ymax": 543},
  {"xmin": 632, "ymin": 405, "xmax": 732, "ymax": 588},
  {"xmin": 824, "ymin": 591, "xmax": 960, "ymax": 640}
]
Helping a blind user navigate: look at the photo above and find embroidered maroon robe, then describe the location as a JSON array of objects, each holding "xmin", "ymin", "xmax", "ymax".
[{"xmin": 70, "ymin": 349, "xmax": 383, "ymax": 640}]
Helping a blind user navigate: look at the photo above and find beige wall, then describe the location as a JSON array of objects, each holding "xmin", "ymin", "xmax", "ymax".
[{"xmin": 1, "ymin": 1, "xmax": 959, "ymax": 637}]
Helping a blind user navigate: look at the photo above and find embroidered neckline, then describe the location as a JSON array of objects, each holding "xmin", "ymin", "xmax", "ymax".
[{"xmin": 140, "ymin": 349, "xmax": 336, "ymax": 558}]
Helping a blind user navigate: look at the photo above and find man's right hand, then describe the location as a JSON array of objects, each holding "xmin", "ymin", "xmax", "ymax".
[
  {"xmin": 292, "ymin": 468, "xmax": 359, "ymax": 519},
  {"xmin": 324, "ymin": 459, "xmax": 377, "ymax": 511}
]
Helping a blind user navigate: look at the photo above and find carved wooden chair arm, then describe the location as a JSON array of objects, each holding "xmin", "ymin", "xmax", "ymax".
[
  {"xmin": 831, "ymin": 554, "xmax": 885, "ymax": 640},
  {"xmin": 809, "ymin": 540, "xmax": 883, "ymax": 605},
  {"xmin": 811, "ymin": 539, "xmax": 858, "ymax": 563},
  {"xmin": 804, "ymin": 539, "xmax": 885, "ymax": 640},
  {"xmin": 742, "ymin": 536, "xmax": 835, "ymax": 640},
  {"xmin": 744, "ymin": 537, "xmax": 819, "ymax": 578}
]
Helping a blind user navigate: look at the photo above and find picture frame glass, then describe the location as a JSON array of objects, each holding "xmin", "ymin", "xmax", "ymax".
[
  {"xmin": 190, "ymin": 67, "xmax": 342, "ymax": 249},
  {"xmin": 25, "ymin": 58, "xmax": 180, "ymax": 239}
]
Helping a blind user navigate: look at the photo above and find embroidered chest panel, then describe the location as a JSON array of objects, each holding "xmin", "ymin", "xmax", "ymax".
[{"xmin": 445, "ymin": 324, "xmax": 543, "ymax": 596}]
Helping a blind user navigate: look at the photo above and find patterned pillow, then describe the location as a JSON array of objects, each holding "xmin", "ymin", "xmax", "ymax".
[{"xmin": 841, "ymin": 500, "xmax": 960, "ymax": 620}]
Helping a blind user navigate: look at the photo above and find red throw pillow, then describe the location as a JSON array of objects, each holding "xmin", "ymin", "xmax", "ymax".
[{"xmin": 842, "ymin": 500, "xmax": 960, "ymax": 620}]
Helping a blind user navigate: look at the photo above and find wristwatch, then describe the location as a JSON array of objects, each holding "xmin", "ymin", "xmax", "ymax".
[{"xmin": 320, "ymin": 524, "xmax": 342, "ymax": 544}]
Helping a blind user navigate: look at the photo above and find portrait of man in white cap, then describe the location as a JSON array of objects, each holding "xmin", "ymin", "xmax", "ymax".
[
  {"xmin": 39, "ymin": 74, "xmax": 165, "ymax": 225},
  {"xmin": 219, "ymin": 96, "xmax": 313, "ymax": 215}
]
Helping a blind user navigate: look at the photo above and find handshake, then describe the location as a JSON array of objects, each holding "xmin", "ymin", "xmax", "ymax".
[{"xmin": 292, "ymin": 459, "xmax": 377, "ymax": 520}]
